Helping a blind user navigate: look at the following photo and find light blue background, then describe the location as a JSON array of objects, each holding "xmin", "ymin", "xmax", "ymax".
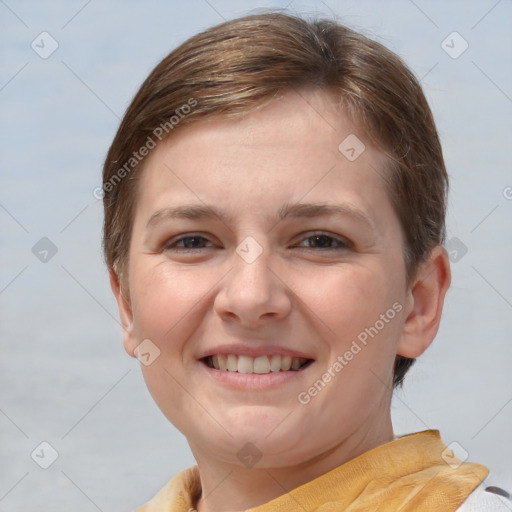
[{"xmin": 1, "ymin": 0, "xmax": 511, "ymax": 510}]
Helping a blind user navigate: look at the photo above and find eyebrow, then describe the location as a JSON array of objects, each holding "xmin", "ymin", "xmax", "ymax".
[{"xmin": 146, "ymin": 202, "xmax": 374, "ymax": 230}]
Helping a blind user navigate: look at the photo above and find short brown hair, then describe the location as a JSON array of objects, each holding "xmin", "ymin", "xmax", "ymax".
[{"xmin": 102, "ymin": 12, "xmax": 448, "ymax": 387}]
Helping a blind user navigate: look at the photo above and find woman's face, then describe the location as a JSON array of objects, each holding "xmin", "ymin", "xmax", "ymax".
[{"xmin": 117, "ymin": 89, "xmax": 414, "ymax": 468}]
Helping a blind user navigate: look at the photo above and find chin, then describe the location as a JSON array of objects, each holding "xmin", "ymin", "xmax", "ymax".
[{"xmin": 190, "ymin": 414, "xmax": 316, "ymax": 465}]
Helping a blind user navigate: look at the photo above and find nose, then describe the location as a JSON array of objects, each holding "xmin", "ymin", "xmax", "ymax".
[{"xmin": 214, "ymin": 242, "xmax": 292, "ymax": 329}]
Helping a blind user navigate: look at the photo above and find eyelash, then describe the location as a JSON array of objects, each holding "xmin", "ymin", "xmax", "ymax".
[{"xmin": 164, "ymin": 232, "xmax": 351, "ymax": 252}]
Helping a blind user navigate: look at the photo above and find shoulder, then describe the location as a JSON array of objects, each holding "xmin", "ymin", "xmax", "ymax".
[{"xmin": 457, "ymin": 478, "xmax": 512, "ymax": 511}]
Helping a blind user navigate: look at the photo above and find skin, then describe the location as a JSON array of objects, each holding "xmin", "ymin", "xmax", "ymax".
[{"xmin": 111, "ymin": 89, "xmax": 451, "ymax": 512}]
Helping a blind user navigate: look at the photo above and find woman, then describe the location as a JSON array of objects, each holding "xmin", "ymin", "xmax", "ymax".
[{"xmin": 102, "ymin": 12, "xmax": 510, "ymax": 512}]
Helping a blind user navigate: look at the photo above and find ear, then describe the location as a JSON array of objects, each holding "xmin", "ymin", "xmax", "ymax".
[
  {"xmin": 397, "ymin": 246, "xmax": 451, "ymax": 358},
  {"xmin": 109, "ymin": 268, "xmax": 138, "ymax": 358}
]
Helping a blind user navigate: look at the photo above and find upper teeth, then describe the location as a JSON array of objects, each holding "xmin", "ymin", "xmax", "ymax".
[{"xmin": 208, "ymin": 354, "xmax": 308, "ymax": 374}]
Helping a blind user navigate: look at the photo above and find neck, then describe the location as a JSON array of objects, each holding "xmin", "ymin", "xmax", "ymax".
[{"xmin": 193, "ymin": 416, "xmax": 394, "ymax": 512}]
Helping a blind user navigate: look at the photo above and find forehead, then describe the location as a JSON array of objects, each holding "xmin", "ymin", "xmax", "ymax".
[{"xmin": 134, "ymin": 89, "xmax": 397, "ymax": 234}]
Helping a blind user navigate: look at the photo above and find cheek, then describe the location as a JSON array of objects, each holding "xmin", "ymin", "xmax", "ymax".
[
  {"xmin": 303, "ymin": 264, "xmax": 404, "ymax": 340},
  {"xmin": 129, "ymin": 261, "xmax": 215, "ymax": 349},
  {"xmin": 128, "ymin": 262, "xmax": 218, "ymax": 429}
]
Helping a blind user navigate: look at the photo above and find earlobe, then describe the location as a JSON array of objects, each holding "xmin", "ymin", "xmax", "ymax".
[
  {"xmin": 109, "ymin": 268, "xmax": 138, "ymax": 358},
  {"xmin": 397, "ymin": 246, "xmax": 451, "ymax": 358}
]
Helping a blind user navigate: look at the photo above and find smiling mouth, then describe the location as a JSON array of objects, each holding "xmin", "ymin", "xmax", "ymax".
[{"xmin": 202, "ymin": 354, "xmax": 313, "ymax": 374}]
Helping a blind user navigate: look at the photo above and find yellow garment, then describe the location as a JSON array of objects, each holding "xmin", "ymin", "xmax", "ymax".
[{"xmin": 136, "ymin": 430, "xmax": 488, "ymax": 512}]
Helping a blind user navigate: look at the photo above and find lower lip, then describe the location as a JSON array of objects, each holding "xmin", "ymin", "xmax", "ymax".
[{"xmin": 198, "ymin": 360, "xmax": 313, "ymax": 390}]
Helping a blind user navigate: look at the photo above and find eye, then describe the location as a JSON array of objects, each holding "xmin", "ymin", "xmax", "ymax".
[
  {"xmin": 295, "ymin": 232, "xmax": 351, "ymax": 250},
  {"xmin": 162, "ymin": 232, "xmax": 350, "ymax": 254},
  {"xmin": 164, "ymin": 234, "xmax": 214, "ymax": 252}
]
